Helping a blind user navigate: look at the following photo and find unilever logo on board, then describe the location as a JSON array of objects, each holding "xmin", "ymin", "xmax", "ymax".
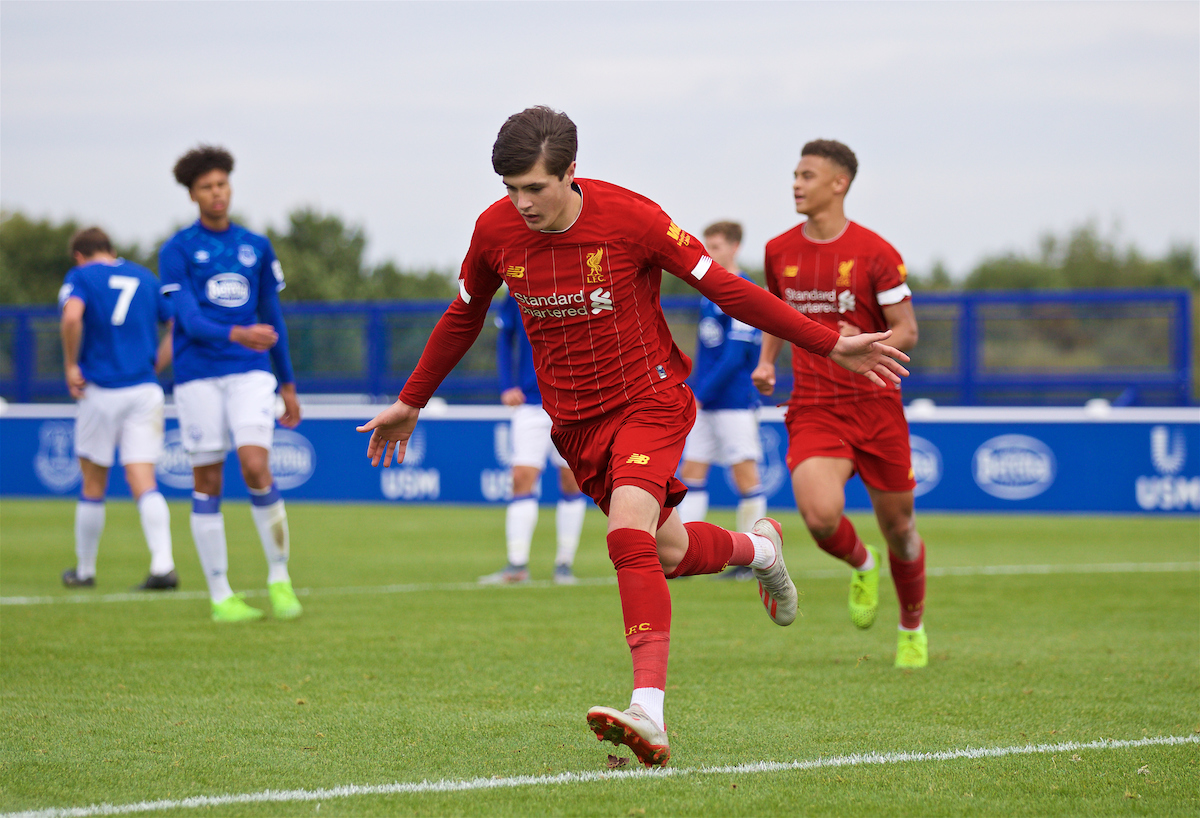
[
  {"xmin": 481, "ymin": 423, "xmax": 514, "ymax": 501},
  {"xmin": 972, "ymin": 434, "xmax": 1056, "ymax": 500},
  {"xmin": 381, "ymin": 427, "xmax": 440, "ymax": 500},
  {"xmin": 1135, "ymin": 425, "xmax": 1199, "ymax": 511},
  {"xmin": 909, "ymin": 435, "xmax": 942, "ymax": 498}
]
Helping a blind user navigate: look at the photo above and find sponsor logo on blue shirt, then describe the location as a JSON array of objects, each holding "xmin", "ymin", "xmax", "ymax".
[{"xmin": 206, "ymin": 273, "xmax": 251, "ymax": 307}]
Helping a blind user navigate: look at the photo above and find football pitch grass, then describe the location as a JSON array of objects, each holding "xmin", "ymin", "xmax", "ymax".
[{"xmin": 1, "ymin": 500, "xmax": 1197, "ymax": 817}]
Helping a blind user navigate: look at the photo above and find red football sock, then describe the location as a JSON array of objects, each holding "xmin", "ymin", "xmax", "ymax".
[
  {"xmin": 628, "ymin": 631, "xmax": 669, "ymax": 691},
  {"xmin": 816, "ymin": 516, "xmax": 868, "ymax": 568},
  {"xmin": 607, "ymin": 528, "xmax": 672, "ymax": 690},
  {"xmin": 664, "ymin": 522, "xmax": 743, "ymax": 578},
  {"xmin": 889, "ymin": 540, "xmax": 926, "ymax": 629}
]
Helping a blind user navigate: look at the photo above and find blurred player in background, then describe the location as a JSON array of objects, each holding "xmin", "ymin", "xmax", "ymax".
[
  {"xmin": 676, "ymin": 221, "xmax": 766, "ymax": 581},
  {"xmin": 58, "ymin": 227, "xmax": 176, "ymax": 590},
  {"xmin": 481, "ymin": 289, "xmax": 587, "ymax": 585},
  {"xmin": 160, "ymin": 145, "xmax": 303, "ymax": 623},
  {"xmin": 753, "ymin": 139, "xmax": 929, "ymax": 669},
  {"xmin": 359, "ymin": 107, "xmax": 909, "ymax": 767}
]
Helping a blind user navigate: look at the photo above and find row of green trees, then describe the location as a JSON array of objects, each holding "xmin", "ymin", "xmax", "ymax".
[
  {"xmin": 912, "ymin": 228, "xmax": 1197, "ymax": 292},
  {"xmin": 0, "ymin": 208, "xmax": 458, "ymax": 306},
  {"xmin": 1, "ymin": 207, "xmax": 1196, "ymax": 306}
]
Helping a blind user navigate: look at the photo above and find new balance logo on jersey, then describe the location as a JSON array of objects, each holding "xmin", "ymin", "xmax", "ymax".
[
  {"xmin": 626, "ymin": 454, "xmax": 650, "ymax": 465},
  {"xmin": 898, "ymin": 264, "xmax": 908, "ymax": 282},
  {"xmin": 837, "ymin": 260, "xmax": 854, "ymax": 286},
  {"xmin": 585, "ymin": 248, "xmax": 606, "ymax": 283},
  {"xmin": 784, "ymin": 265, "xmax": 799, "ymax": 277},
  {"xmin": 589, "ymin": 288, "xmax": 613, "ymax": 314},
  {"xmin": 838, "ymin": 290, "xmax": 857, "ymax": 313},
  {"xmin": 666, "ymin": 223, "xmax": 691, "ymax": 247},
  {"xmin": 505, "ymin": 266, "xmax": 525, "ymax": 278},
  {"xmin": 206, "ymin": 273, "xmax": 251, "ymax": 307}
]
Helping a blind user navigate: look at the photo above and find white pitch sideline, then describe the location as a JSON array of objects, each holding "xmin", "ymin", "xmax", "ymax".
[
  {"xmin": 2, "ymin": 562, "xmax": 1197, "ymax": 607},
  {"xmin": 3, "ymin": 735, "xmax": 1196, "ymax": 818}
]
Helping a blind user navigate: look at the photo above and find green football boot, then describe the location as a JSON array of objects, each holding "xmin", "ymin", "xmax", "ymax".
[
  {"xmin": 269, "ymin": 580, "xmax": 303, "ymax": 620},
  {"xmin": 895, "ymin": 626, "xmax": 928, "ymax": 669},
  {"xmin": 211, "ymin": 593, "xmax": 264, "ymax": 623},
  {"xmin": 848, "ymin": 545, "xmax": 881, "ymax": 629}
]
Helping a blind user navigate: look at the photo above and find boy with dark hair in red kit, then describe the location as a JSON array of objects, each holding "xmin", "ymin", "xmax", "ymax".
[{"xmin": 359, "ymin": 108, "xmax": 910, "ymax": 766}]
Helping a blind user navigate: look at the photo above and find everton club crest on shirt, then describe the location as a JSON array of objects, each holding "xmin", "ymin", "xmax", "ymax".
[{"xmin": 237, "ymin": 244, "xmax": 258, "ymax": 267}]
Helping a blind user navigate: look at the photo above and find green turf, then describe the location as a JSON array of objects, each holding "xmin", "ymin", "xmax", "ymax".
[{"xmin": 1, "ymin": 500, "xmax": 1197, "ymax": 816}]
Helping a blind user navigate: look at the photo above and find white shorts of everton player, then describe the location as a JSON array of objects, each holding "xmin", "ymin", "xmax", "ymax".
[
  {"xmin": 510, "ymin": 403, "xmax": 569, "ymax": 471},
  {"xmin": 683, "ymin": 408, "xmax": 763, "ymax": 467},
  {"xmin": 173, "ymin": 370, "xmax": 278, "ymax": 467},
  {"xmin": 75, "ymin": 382, "xmax": 166, "ymax": 468}
]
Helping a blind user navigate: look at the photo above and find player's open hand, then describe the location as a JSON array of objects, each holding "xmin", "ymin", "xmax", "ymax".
[
  {"xmin": 230, "ymin": 324, "xmax": 278, "ymax": 352},
  {"xmin": 830, "ymin": 330, "xmax": 911, "ymax": 388},
  {"xmin": 751, "ymin": 362, "xmax": 776, "ymax": 395},
  {"xmin": 277, "ymin": 382, "xmax": 302, "ymax": 429},
  {"xmin": 357, "ymin": 399, "xmax": 420, "ymax": 467}
]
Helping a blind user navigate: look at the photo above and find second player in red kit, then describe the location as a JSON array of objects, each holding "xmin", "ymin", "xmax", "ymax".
[{"xmin": 755, "ymin": 139, "xmax": 930, "ymax": 670}]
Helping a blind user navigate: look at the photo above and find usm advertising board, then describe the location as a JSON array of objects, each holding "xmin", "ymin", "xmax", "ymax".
[{"xmin": 1, "ymin": 404, "xmax": 1197, "ymax": 514}]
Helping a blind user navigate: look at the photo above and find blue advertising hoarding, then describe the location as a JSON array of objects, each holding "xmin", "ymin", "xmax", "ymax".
[{"xmin": 1, "ymin": 404, "xmax": 1197, "ymax": 514}]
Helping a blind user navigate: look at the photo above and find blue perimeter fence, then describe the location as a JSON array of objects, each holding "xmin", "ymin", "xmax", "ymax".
[{"xmin": 1, "ymin": 288, "xmax": 1192, "ymax": 406}]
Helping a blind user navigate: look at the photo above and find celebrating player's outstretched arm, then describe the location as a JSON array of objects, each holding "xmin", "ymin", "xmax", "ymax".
[{"xmin": 828, "ymin": 329, "xmax": 910, "ymax": 387}]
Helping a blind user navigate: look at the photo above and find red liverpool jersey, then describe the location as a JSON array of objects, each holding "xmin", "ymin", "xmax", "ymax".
[
  {"xmin": 764, "ymin": 220, "xmax": 911, "ymax": 406},
  {"xmin": 401, "ymin": 179, "xmax": 839, "ymax": 424}
]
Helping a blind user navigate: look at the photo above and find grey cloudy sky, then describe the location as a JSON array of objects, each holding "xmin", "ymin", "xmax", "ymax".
[{"xmin": 2, "ymin": 1, "xmax": 1197, "ymax": 278}]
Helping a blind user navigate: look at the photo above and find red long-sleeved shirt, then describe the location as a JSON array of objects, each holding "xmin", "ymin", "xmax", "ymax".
[{"xmin": 401, "ymin": 178, "xmax": 840, "ymax": 425}]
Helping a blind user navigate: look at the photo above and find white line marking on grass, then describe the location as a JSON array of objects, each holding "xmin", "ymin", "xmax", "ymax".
[
  {"xmin": 5, "ymin": 734, "xmax": 1196, "ymax": 818},
  {"xmin": 926, "ymin": 562, "xmax": 1200, "ymax": 577},
  {"xmin": 2, "ymin": 562, "xmax": 1196, "ymax": 606}
]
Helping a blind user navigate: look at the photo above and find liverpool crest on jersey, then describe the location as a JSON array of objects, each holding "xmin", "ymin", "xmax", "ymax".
[
  {"xmin": 586, "ymin": 248, "xmax": 606, "ymax": 284},
  {"xmin": 837, "ymin": 260, "xmax": 854, "ymax": 286}
]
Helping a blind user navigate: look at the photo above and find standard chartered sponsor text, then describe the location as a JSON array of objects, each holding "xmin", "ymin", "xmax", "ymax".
[
  {"xmin": 784, "ymin": 288, "xmax": 841, "ymax": 314},
  {"xmin": 514, "ymin": 289, "xmax": 590, "ymax": 319}
]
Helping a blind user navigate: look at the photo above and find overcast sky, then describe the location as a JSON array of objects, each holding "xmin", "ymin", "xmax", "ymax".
[{"xmin": 2, "ymin": 1, "xmax": 1197, "ymax": 278}]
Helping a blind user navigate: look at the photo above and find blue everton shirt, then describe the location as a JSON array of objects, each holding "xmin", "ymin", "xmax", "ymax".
[
  {"xmin": 158, "ymin": 221, "xmax": 295, "ymax": 386},
  {"xmin": 59, "ymin": 259, "xmax": 170, "ymax": 389},
  {"xmin": 495, "ymin": 291, "xmax": 541, "ymax": 404},
  {"xmin": 689, "ymin": 270, "xmax": 763, "ymax": 410}
]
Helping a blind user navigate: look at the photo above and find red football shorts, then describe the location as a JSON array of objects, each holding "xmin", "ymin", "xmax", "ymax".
[
  {"xmin": 784, "ymin": 396, "xmax": 916, "ymax": 492},
  {"xmin": 552, "ymin": 384, "xmax": 695, "ymax": 516}
]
